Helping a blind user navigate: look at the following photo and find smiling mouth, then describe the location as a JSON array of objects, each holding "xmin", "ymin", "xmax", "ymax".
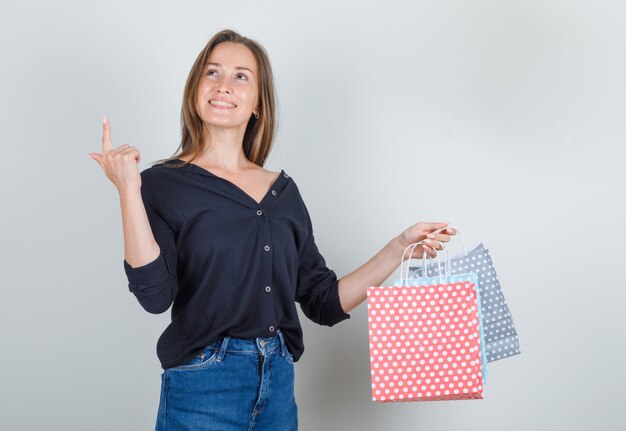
[{"xmin": 209, "ymin": 100, "xmax": 237, "ymax": 108}]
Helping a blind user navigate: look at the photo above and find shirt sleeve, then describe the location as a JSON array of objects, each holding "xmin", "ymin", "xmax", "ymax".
[
  {"xmin": 123, "ymin": 191, "xmax": 180, "ymax": 315},
  {"xmin": 295, "ymin": 205, "xmax": 351, "ymax": 326}
]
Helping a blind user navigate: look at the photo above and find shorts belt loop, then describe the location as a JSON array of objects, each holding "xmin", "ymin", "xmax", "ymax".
[
  {"xmin": 276, "ymin": 329, "xmax": 287, "ymax": 357},
  {"xmin": 217, "ymin": 336, "xmax": 230, "ymax": 362}
]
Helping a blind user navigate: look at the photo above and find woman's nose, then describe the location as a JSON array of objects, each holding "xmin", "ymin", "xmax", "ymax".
[{"xmin": 216, "ymin": 77, "xmax": 232, "ymax": 94}]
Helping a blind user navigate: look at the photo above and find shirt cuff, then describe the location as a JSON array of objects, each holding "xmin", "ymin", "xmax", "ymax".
[
  {"xmin": 326, "ymin": 280, "xmax": 351, "ymax": 326},
  {"xmin": 123, "ymin": 251, "xmax": 170, "ymax": 288}
]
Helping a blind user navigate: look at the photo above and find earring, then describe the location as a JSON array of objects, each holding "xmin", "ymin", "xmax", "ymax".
[{"xmin": 254, "ymin": 112, "xmax": 259, "ymax": 119}]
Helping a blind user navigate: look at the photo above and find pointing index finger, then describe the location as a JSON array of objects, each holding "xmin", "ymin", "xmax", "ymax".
[{"xmin": 102, "ymin": 116, "xmax": 112, "ymax": 152}]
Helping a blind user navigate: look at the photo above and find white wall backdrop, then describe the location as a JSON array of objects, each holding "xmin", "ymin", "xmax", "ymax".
[{"xmin": 1, "ymin": 0, "xmax": 624, "ymax": 429}]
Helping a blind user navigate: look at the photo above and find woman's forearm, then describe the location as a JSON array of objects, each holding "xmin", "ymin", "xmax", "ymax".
[
  {"xmin": 337, "ymin": 236, "xmax": 405, "ymax": 314},
  {"xmin": 120, "ymin": 188, "xmax": 160, "ymax": 268}
]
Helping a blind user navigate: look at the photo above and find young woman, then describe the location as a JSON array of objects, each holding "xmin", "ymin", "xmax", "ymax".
[{"xmin": 89, "ymin": 29, "xmax": 455, "ymax": 431}]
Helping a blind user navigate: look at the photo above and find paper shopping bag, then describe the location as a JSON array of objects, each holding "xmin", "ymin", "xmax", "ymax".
[{"xmin": 366, "ymin": 240, "xmax": 485, "ymax": 403}]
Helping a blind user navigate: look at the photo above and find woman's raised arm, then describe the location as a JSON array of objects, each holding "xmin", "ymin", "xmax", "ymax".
[
  {"xmin": 89, "ymin": 116, "xmax": 178, "ymax": 313},
  {"xmin": 89, "ymin": 116, "xmax": 160, "ymax": 268}
]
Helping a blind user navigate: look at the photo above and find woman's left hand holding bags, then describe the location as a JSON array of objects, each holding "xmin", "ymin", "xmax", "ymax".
[{"xmin": 397, "ymin": 221, "xmax": 457, "ymax": 259}]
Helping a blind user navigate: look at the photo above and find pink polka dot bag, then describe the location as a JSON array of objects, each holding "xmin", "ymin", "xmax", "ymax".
[{"xmin": 366, "ymin": 227, "xmax": 487, "ymax": 403}]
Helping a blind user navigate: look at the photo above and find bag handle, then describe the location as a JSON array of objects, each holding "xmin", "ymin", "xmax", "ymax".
[
  {"xmin": 400, "ymin": 240, "xmax": 445, "ymax": 285},
  {"xmin": 400, "ymin": 240, "xmax": 425, "ymax": 285},
  {"xmin": 420, "ymin": 225, "xmax": 466, "ymax": 282},
  {"xmin": 399, "ymin": 225, "xmax": 466, "ymax": 285},
  {"xmin": 423, "ymin": 241, "xmax": 450, "ymax": 280}
]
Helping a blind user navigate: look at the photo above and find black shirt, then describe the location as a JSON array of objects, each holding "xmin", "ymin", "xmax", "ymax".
[{"xmin": 123, "ymin": 159, "xmax": 351, "ymax": 369}]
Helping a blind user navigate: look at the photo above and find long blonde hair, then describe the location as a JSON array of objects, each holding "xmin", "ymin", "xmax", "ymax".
[{"xmin": 151, "ymin": 29, "xmax": 279, "ymax": 168}]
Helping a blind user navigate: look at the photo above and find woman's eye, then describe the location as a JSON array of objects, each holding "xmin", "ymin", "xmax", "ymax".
[{"xmin": 206, "ymin": 69, "xmax": 247, "ymax": 81}]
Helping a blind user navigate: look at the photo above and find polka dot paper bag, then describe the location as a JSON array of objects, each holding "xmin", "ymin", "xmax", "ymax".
[{"xmin": 366, "ymin": 239, "xmax": 485, "ymax": 403}]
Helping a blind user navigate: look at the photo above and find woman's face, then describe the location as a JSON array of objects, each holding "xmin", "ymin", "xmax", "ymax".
[{"xmin": 195, "ymin": 42, "xmax": 260, "ymax": 130}]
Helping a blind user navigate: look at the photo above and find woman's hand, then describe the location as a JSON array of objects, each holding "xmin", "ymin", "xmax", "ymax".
[
  {"xmin": 398, "ymin": 221, "xmax": 456, "ymax": 260},
  {"xmin": 88, "ymin": 116, "xmax": 142, "ymax": 194}
]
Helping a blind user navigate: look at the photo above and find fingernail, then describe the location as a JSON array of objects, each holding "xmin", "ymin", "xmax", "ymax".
[{"xmin": 103, "ymin": 115, "xmax": 107, "ymax": 124}]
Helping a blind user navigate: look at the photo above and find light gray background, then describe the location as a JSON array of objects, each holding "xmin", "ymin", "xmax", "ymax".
[{"xmin": 1, "ymin": 0, "xmax": 624, "ymax": 429}]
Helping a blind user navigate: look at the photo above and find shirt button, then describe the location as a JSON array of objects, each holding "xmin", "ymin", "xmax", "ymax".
[
  {"xmin": 283, "ymin": 173, "xmax": 289, "ymax": 179},
  {"xmin": 264, "ymin": 245, "xmax": 270, "ymax": 251},
  {"xmin": 257, "ymin": 209, "xmax": 263, "ymax": 216},
  {"xmin": 265, "ymin": 286, "xmax": 271, "ymax": 292},
  {"xmin": 271, "ymin": 190, "xmax": 277, "ymax": 196},
  {"xmin": 269, "ymin": 325, "xmax": 275, "ymax": 332}
]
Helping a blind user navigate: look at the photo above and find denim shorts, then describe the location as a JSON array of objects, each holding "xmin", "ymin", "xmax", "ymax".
[{"xmin": 155, "ymin": 328, "xmax": 298, "ymax": 430}]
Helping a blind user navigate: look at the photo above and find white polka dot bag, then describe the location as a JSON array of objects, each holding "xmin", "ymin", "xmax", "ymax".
[
  {"xmin": 366, "ymin": 236, "xmax": 486, "ymax": 403},
  {"xmin": 407, "ymin": 226, "xmax": 521, "ymax": 363}
]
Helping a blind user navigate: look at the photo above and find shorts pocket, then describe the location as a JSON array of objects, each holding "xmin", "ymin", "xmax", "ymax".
[{"xmin": 169, "ymin": 347, "xmax": 220, "ymax": 371}]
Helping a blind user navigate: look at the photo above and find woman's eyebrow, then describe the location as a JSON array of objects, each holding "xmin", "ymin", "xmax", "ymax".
[{"xmin": 206, "ymin": 62, "xmax": 254, "ymax": 75}]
